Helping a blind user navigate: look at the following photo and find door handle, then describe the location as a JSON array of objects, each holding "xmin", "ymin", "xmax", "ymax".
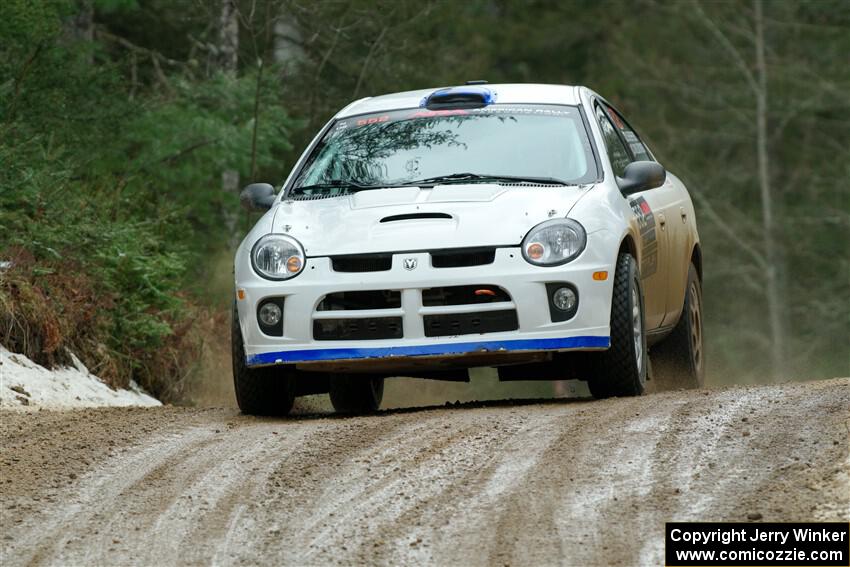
[
  {"xmin": 680, "ymin": 206, "xmax": 688, "ymax": 223},
  {"xmin": 657, "ymin": 213, "xmax": 666, "ymax": 230}
]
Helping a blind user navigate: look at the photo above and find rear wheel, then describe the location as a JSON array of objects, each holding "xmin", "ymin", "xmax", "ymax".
[
  {"xmin": 651, "ymin": 262, "xmax": 704, "ymax": 390},
  {"xmin": 588, "ymin": 253, "xmax": 647, "ymax": 398},
  {"xmin": 231, "ymin": 303, "xmax": 295, "ymax": 416},
  {"xmin": 329, "ymin": 375, "xmax": 384, "ymax": 414}
]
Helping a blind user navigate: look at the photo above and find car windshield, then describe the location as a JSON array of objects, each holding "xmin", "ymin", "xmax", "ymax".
[{"xmin": 290, "ymin": 104, "xmax": 598, "ymax": 195}]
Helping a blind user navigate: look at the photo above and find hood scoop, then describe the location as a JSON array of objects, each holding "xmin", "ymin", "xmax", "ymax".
[{"xmin": 380, "ymin": 212, "xmax": 452, "ymax": 223}]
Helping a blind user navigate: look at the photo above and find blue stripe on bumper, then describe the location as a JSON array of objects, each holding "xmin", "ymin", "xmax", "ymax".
[{"xmin": 246, "ymin": 335, "xmax": 610, "ymax": 366}]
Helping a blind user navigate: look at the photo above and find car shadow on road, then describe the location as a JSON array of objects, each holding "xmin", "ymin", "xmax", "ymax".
[{"xmin": 250, "ymin": 393, "xmax": 599, "ymax": 424}]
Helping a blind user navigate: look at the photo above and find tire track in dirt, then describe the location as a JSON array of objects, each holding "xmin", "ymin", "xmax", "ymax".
[
  {"xmin": 17, "ymin": 427, "xmax": 215, "ymax": 565},
  {"xmin": 422, "ymin": 395, "xmax": 664, "ymax": 566},
  {"xmin": 351, "ymin": 410, "xmax": 566, "ymax": 564},
  {"xmin": 208, "ymin": 413, "xmax": 435, "ymax": 565},
  {"xmin": 228, "ymin": 409, "xmax": 529, "ymax": 565},
  {"xmin": 494, "ymin": 396, "xmax": 669, "ymax": 567}
]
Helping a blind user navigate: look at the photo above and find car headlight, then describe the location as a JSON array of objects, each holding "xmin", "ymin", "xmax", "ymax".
[
  {"xmin": 251, "ymin": 234, "xmax": 305, "ymax": 280},
  {"xmin": 521, "ymin": 219, "xmax": 587, "ymax": 266}
]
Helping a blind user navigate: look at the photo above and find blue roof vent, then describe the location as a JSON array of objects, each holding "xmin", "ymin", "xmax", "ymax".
[{"xmin": 420, "ymin": 86, "xmax": 497, "ymax": 110}]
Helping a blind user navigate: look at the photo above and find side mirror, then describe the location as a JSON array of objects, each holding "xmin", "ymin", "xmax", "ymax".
[
  {"xmin": 239, "ymin": 183, "xmax": 277, "ymax": 211},
  {"xmin": 617, "ymin": 161, "xmax": 666, "ymax": 195}
]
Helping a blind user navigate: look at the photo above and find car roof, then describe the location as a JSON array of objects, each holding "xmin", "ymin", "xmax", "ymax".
[{"xmin": 336, "ymin": 83, "xmax": 584, "ymax": 118}]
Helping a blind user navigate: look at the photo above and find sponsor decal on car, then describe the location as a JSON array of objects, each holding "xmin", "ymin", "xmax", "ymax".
[{"xmin": 630, "ymin": 196, "xmax": 658, "ymax": 277}]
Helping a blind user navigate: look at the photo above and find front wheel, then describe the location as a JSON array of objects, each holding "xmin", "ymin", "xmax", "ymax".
[
  {"xmin": 587, "ymin": 253, "xmax": 647, "ymax": 398},
  {"xmin": 329, "ymin": 375, "xmax": 384, "ymax": 414},
  {"xmin": 232, "ymin": 303, "xmax": 296, "ymax": 416}
]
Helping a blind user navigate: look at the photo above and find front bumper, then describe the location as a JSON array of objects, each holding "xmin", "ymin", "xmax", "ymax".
[{"xmin": 236, "ymin": 235, "xmax": 617, "ymax": 369}]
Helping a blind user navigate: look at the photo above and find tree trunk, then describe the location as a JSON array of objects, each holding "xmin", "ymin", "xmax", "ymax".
[
  {"xmin": 216, "ymin": 0, "xmax": 239, "ymax": 75},
  {"xmin": 273, "ymin": 19, "xmax": 303, "ymax": 64},
  {"xmin": 65, "ymin": 0, "xmax": 93, "ymax": 42},
  {"xmin": 754, "ymin": 0, "xmax": 786, "ymax": 380},
  {"xmin": 213, "ymin": 0, "xmax": 241, "ymax": 247},
  {"xmin": 63, "ymin": 0, "xmax": 94, "ymax": 64}
]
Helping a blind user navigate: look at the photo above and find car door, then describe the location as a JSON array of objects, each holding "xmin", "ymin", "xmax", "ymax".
[
  {"xmin": 603, "ymin": 103, "xmax": 691, "ymax": 326},
  {"xmin": 652, "ymin": 172, "xmax": 693, "ymax": 326},
  {"xmin": 593, "ymin": 102, "xmax": 674, "ymax": 331}
]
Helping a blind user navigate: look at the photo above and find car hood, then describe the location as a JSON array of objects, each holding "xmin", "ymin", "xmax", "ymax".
[{"xmin": 271, "ymin": 184, "xmax": 594, "ymax": 257}]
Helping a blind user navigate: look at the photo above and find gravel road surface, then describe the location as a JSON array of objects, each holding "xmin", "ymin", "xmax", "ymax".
[{"xmin": 2, "ymin": 378, "xmax": 848, "ymax": 566}]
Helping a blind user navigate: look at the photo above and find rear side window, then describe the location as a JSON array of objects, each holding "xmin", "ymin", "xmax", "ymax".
[
  {"xmin": 594, "ymin": 105, "xmax": 631, "ymax": 177},
  {"xmin": 603, "ymin": 105, "xmax": 653, "ymax": 162}
]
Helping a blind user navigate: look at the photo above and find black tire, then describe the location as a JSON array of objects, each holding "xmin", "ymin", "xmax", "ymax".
[
  {"xmin": 587, "ymin": 253, "xmax": 647, "ymax": 398},
  {"xmin": 328, "ymin": 375, "xmax": 384, "ymax": 414},
  {"xmin": 231, "ymin": 303, "xmax": 295, "ymax": 416},
  {"xmin": 651, "ymin": 262, "xmax": 705, "ymax": 390}
]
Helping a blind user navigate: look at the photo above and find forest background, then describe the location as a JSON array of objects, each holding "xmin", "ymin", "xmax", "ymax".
[{"xmin": 2, "ymin": 0, "xmax": 847, "ymax": 402}]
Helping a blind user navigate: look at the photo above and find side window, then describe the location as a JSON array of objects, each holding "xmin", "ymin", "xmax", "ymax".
[
  {"xmin": 603, "ymin": 104, "xmax": 653, "ymax": 162},
  {"xmin": 594, "ymin": 104, "xmax": 631, "ymax": 177}
]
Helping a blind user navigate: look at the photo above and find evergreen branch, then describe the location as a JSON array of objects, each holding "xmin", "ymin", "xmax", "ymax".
[
  {"xmin": 7, "ymin": 43, "xmax": 45, "ymax": 122},
  {"xmin": 94, "ymin": 28, "xmax": 190, "ymax": 70}
]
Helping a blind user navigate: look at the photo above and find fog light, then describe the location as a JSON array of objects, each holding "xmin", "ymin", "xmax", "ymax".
[
  {"xmin": 552, "ymin": 286, "xmax": 577, "ymax": 312},
  {"xmin": 258, "ymin": 302, "xmax": 282, "ymax": 326}
]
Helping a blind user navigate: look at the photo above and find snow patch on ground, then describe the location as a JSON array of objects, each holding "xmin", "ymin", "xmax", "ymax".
[{"xmin": 0, "ymin": 346, "xmax": 161, "ymax": 409}]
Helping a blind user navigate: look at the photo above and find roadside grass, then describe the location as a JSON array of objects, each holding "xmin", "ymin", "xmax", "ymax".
[{"xmin": 0, "ymin": 248, "xmax": 212, "ymax": 403}]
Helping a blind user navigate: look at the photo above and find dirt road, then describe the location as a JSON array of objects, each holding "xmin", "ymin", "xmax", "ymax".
[{"xmin": 2, "ymin": 378, "xmax": 848, "ymax": 566}]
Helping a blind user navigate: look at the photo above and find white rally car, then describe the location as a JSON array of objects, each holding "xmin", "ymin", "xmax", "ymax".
[{"xmin": 233, "ymin": 83, "xmax": 704, "ymax": 415}]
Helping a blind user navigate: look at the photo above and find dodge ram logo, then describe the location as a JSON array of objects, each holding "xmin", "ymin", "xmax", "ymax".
[{"xmin": 403, "ymin": 258, "xmax": 418, "ymax": 270}]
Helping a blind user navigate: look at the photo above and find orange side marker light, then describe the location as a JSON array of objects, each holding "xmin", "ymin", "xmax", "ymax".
[
  {"xmin": 527, "ymin": 243, "xmax": 545, "ymax": 260},
  {"xmin": 287, "ymin": 256, "xmax": 303, "ymax": 273},
  {"xmin": 474, "ymin": 289, "xmax": 497, "ymax": 296},
  {"xmin": 593, "ymin": 271, "xmax": 608, "ymax": 281},
  {"xmin": 237, "ymin": 289, "xmax": 246, "ymax": 300}
]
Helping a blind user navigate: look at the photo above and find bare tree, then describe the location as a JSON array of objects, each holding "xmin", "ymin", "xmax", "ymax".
[
  {"xmin": 215, "ymin": 0, "xmax": 240, "ymax": 75},
  {"xmin": 690, "ymin": 0, "xmax": 787, "ymax": 379},
  {"xmin": 752, "ymin": 0, "xmax": 786, "ymax": 379},
  {"xmin": 213, "ymin": 0, "xmax": 241, "ymax": 247}
]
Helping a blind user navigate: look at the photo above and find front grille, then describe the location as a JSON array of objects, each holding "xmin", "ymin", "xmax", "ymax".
[
  {"xmin": 331, "ymin": 254, "xmax": 392, "ymax": 273},
  {"xmin": 317, "ymin": 290, "xmax": 401, "ymax": 311},
  {"xmin": 330, "ymin": 248, "xmax": 497, "ymax": 271},
  {"xmin": 313, "ymin": 317, "xmax": 403, "ymax": 341},
  {"xmin": 431, "ymin": 248, "xmax": 495, "ymax": 268},
  {"xmin": 424, "ymin": 309, "xmax": 518, "ymax": 337},
  {"xmin": 422, "ymin": 285, "xmax": 511, "ymax": 306}
]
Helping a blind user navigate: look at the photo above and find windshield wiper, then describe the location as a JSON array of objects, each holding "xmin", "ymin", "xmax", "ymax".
[
  {"xmin": 404, "ymin": 173, "xmax": 573, "ymax": 187},
  {"xmin": 291, "ymin": 180, "xmax": 395, "ymax": 195},
  {"xmin": 292, "ymin": 174, "xmax": 575, "ymax": 195}
]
